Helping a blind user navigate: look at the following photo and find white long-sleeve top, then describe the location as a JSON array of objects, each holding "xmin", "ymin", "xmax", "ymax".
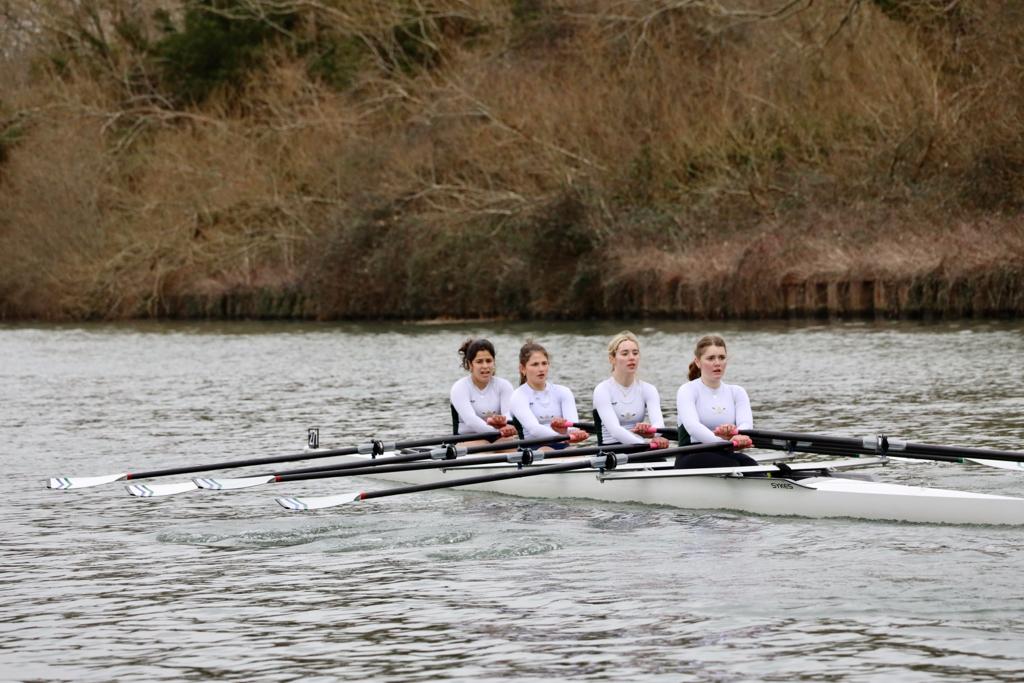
[
  {"xmin": 592, "ymin": 378, "xmax": 664, "ymax": 445},
  {"xmin": 510, "ymin": 382, "xmax": 579, "ymax": 440},
  {"xmin": 450, "ymin": 375, "xmax": 513, "ymax": 434},
  {"xmin": 676, "ymin": 378, "xmax": 752, "ymax": 444}
]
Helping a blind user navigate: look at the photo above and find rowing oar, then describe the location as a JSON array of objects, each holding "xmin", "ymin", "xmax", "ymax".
[
  {"xmin": 744, "ymin": 429, "xmax": 1024, "ymax": 470},
  {"xmin": 275, "ymin": 442, "xmax": 731, "ymax": 511},
  {"xmin": 755, "ymin": 439, "xmax": 1024, "ymax": 471},
  {"xmin": 130, "ymin": 434, "xmax": 573, "ymax": 497},
  {"xmin": 47, "ymin": 430, "xmax": 504, "ymax": 491},
  {"xmin": 560, "ymin": 422, "xmax": 675, "ymax": 438},
  {"xmin": 586, "ymin": 421, "xmax": 680, "ymax": 439},
  {"xmin": 187, "ymin": 440, "xmax": 656, "ymax": 499}
]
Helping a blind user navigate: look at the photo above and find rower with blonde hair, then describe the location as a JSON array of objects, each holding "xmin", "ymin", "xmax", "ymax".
[{"xmin": 592, "ymin": 331, "xmax": 669, "ymax": 448}]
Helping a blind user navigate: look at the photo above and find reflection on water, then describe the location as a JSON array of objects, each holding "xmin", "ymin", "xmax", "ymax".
[{"xmin": 3, "ymin": 320, "xmax": 1024, "ymax": 681}]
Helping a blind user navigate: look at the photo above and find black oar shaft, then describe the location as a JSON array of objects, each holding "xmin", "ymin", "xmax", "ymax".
[
  {"xmin": 745, "ymin": 428, "xmax": 1024, "ymax": 463},
  {"xmin": 274, "ymin": 442, "xmax": 654, "ymax": 483},
  {"xmin": 126, "ymin": 445, "xmax": 358, "ymax": 480},
  {"xmin": 268, "ymin": 434, "xmax": 570, "ymax": 478},
  {"xmin": 360, "ymin": 459, "xmax": 591, "ymax": 500},
  {"xmin": 277, "ymin": 457, "xmax": 495, "ymax": 482},
  {"xmin": 125, "ymin": 431, "xmax": 501, "ymax": 480},
  {"xmin": 745, "ymin": 429, "xmax": 861, "ymax": 450},
  {"xmin": 356, "ymin": 442, "xmax": 729, "ymax": 501},
  {"xmin": 900, "ymin": 442, "xmax": 1024, "ymax": 461},
  {"xmin": 748, "ymin": 438, "xmax": 969, "ymax": 464},
  {"xmin": 272, "ymin": 436, "xmax": 573, "ymax": 479},
  {"xmin": 393, "ymin": 431, "xmax": 498, "ymax": 449}
]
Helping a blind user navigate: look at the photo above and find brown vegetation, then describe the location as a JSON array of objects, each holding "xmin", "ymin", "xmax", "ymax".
[{"xmin": 0, "ymin": 0, "xmax": 1022, "ymax": 320}]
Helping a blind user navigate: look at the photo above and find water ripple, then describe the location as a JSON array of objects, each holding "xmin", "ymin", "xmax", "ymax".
[{"xmin": 5, "ymin": 321, "xmax": 1024, "ymax": 682}]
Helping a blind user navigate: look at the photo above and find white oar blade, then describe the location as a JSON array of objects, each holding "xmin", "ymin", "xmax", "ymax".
[
  {"xmin": 47, "ymin": 472, "xmax": 127, "ymax": 490},
  {"xmin": 968, "ymin": 458, "xmax": 1024, "ymax": 471},
  {"xmin": 127, "ymin": 481, "xmax": 199, "ymax": 497},
  {"xmin": 276, "ymin": 491, "xmax": 362, "ymax": 511},
  {"xmin": 194, "ymin": 475, "xmax": 275, "ymax": 491}
]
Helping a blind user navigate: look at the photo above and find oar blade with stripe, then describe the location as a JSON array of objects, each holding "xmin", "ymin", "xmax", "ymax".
[
  {"xmin": 967, "ymin": 458, "xmax": 1024, "ymax": 471},
  {"xmin": 126, "ymin": 481, "xmax": 199, "ymax": 497},
  {"xmin": 194, "ymin": 475, "xmax": 276, "ymax": 491},
  {"xmin": 45, "ymin": 430, "xmax": 503, "ymax": 491},
  {"xmin": 277, "ymin": 492, "xmax": 363, "ymax": 511},
  {"xmin": 48, "ymin": 473, "xmax": 127, "ymax": 490}
]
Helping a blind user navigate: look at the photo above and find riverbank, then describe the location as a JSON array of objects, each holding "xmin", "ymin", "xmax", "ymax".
[
  {"xmin": 131, "ymin": 210, "xmax": 1024, "ymax": 321},
  {"xmin": 1, "ymin": 1, "xmax": 1022, "ymax": 320}
]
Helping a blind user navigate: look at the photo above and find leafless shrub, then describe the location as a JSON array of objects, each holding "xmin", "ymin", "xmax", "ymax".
[{"xmin": 1, "ymin": 0, "xmax": 1022, "ymax": 319}]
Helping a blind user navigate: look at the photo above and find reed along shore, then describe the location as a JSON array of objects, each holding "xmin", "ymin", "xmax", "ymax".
[{"xmin": 1, "ymin": 1, "xmax": 1022, "ymax": 321}]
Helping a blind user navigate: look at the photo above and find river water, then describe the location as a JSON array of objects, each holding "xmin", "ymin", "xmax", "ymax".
[{"xmin": 2, "ymin": 320, "xmax": 1024, "ymax": 682}]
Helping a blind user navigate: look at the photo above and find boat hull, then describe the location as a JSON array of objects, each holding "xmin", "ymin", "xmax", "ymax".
[{"xmin": 329, "ymin": 454, "xmax": 1024, "ymax": 525}]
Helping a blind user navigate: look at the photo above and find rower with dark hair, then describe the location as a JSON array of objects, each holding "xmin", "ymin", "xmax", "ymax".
[
  {"xmin": 674, "ymin": 334, "xmax": 757, "ymax": 470},
  {"xmin": 509, "ymin": 341, "xmax": 589, "ymax": 449},
  {"xmin": 450, "ymin": 338, "xmax": 517, "ymax": 442}
]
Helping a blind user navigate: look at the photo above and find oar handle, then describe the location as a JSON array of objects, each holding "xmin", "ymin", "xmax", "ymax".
[
  {"xmin": 466, "ymin": 434, "xmax": 569, "ymax": 453},
  {"xmin": 580, "ymin": 422, "xmax": 679, "ymax": 438},
  {"xmin": 532, "ymin": 421, "xmax": 680, "ymax": 439}
]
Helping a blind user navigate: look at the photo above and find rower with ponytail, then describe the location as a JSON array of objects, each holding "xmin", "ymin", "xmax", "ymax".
[
  {"xmin": 674, "ymin": 335, "xmax": 758, "ymax": 469},
  {"xmin": 450, "ymin": 338, "xmax": 517, "ymax": 443},
  {"xmin": 509, "ymin": 341, "xmax": 589, "ymax": 448}
]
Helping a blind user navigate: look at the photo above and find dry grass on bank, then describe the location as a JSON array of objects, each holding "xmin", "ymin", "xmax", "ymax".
[
  {"xmin": 1, "ymin": 0, "xmax": 1022, "ymax": 319},
  {"xmin": 609, "ymin": 212, "xmax": 1024, "ymax": 318}
]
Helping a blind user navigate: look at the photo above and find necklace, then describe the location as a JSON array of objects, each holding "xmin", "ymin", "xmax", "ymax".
[{"xmin": 613, "ymin": 379, "xmax": 637, "ymax": 401}]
